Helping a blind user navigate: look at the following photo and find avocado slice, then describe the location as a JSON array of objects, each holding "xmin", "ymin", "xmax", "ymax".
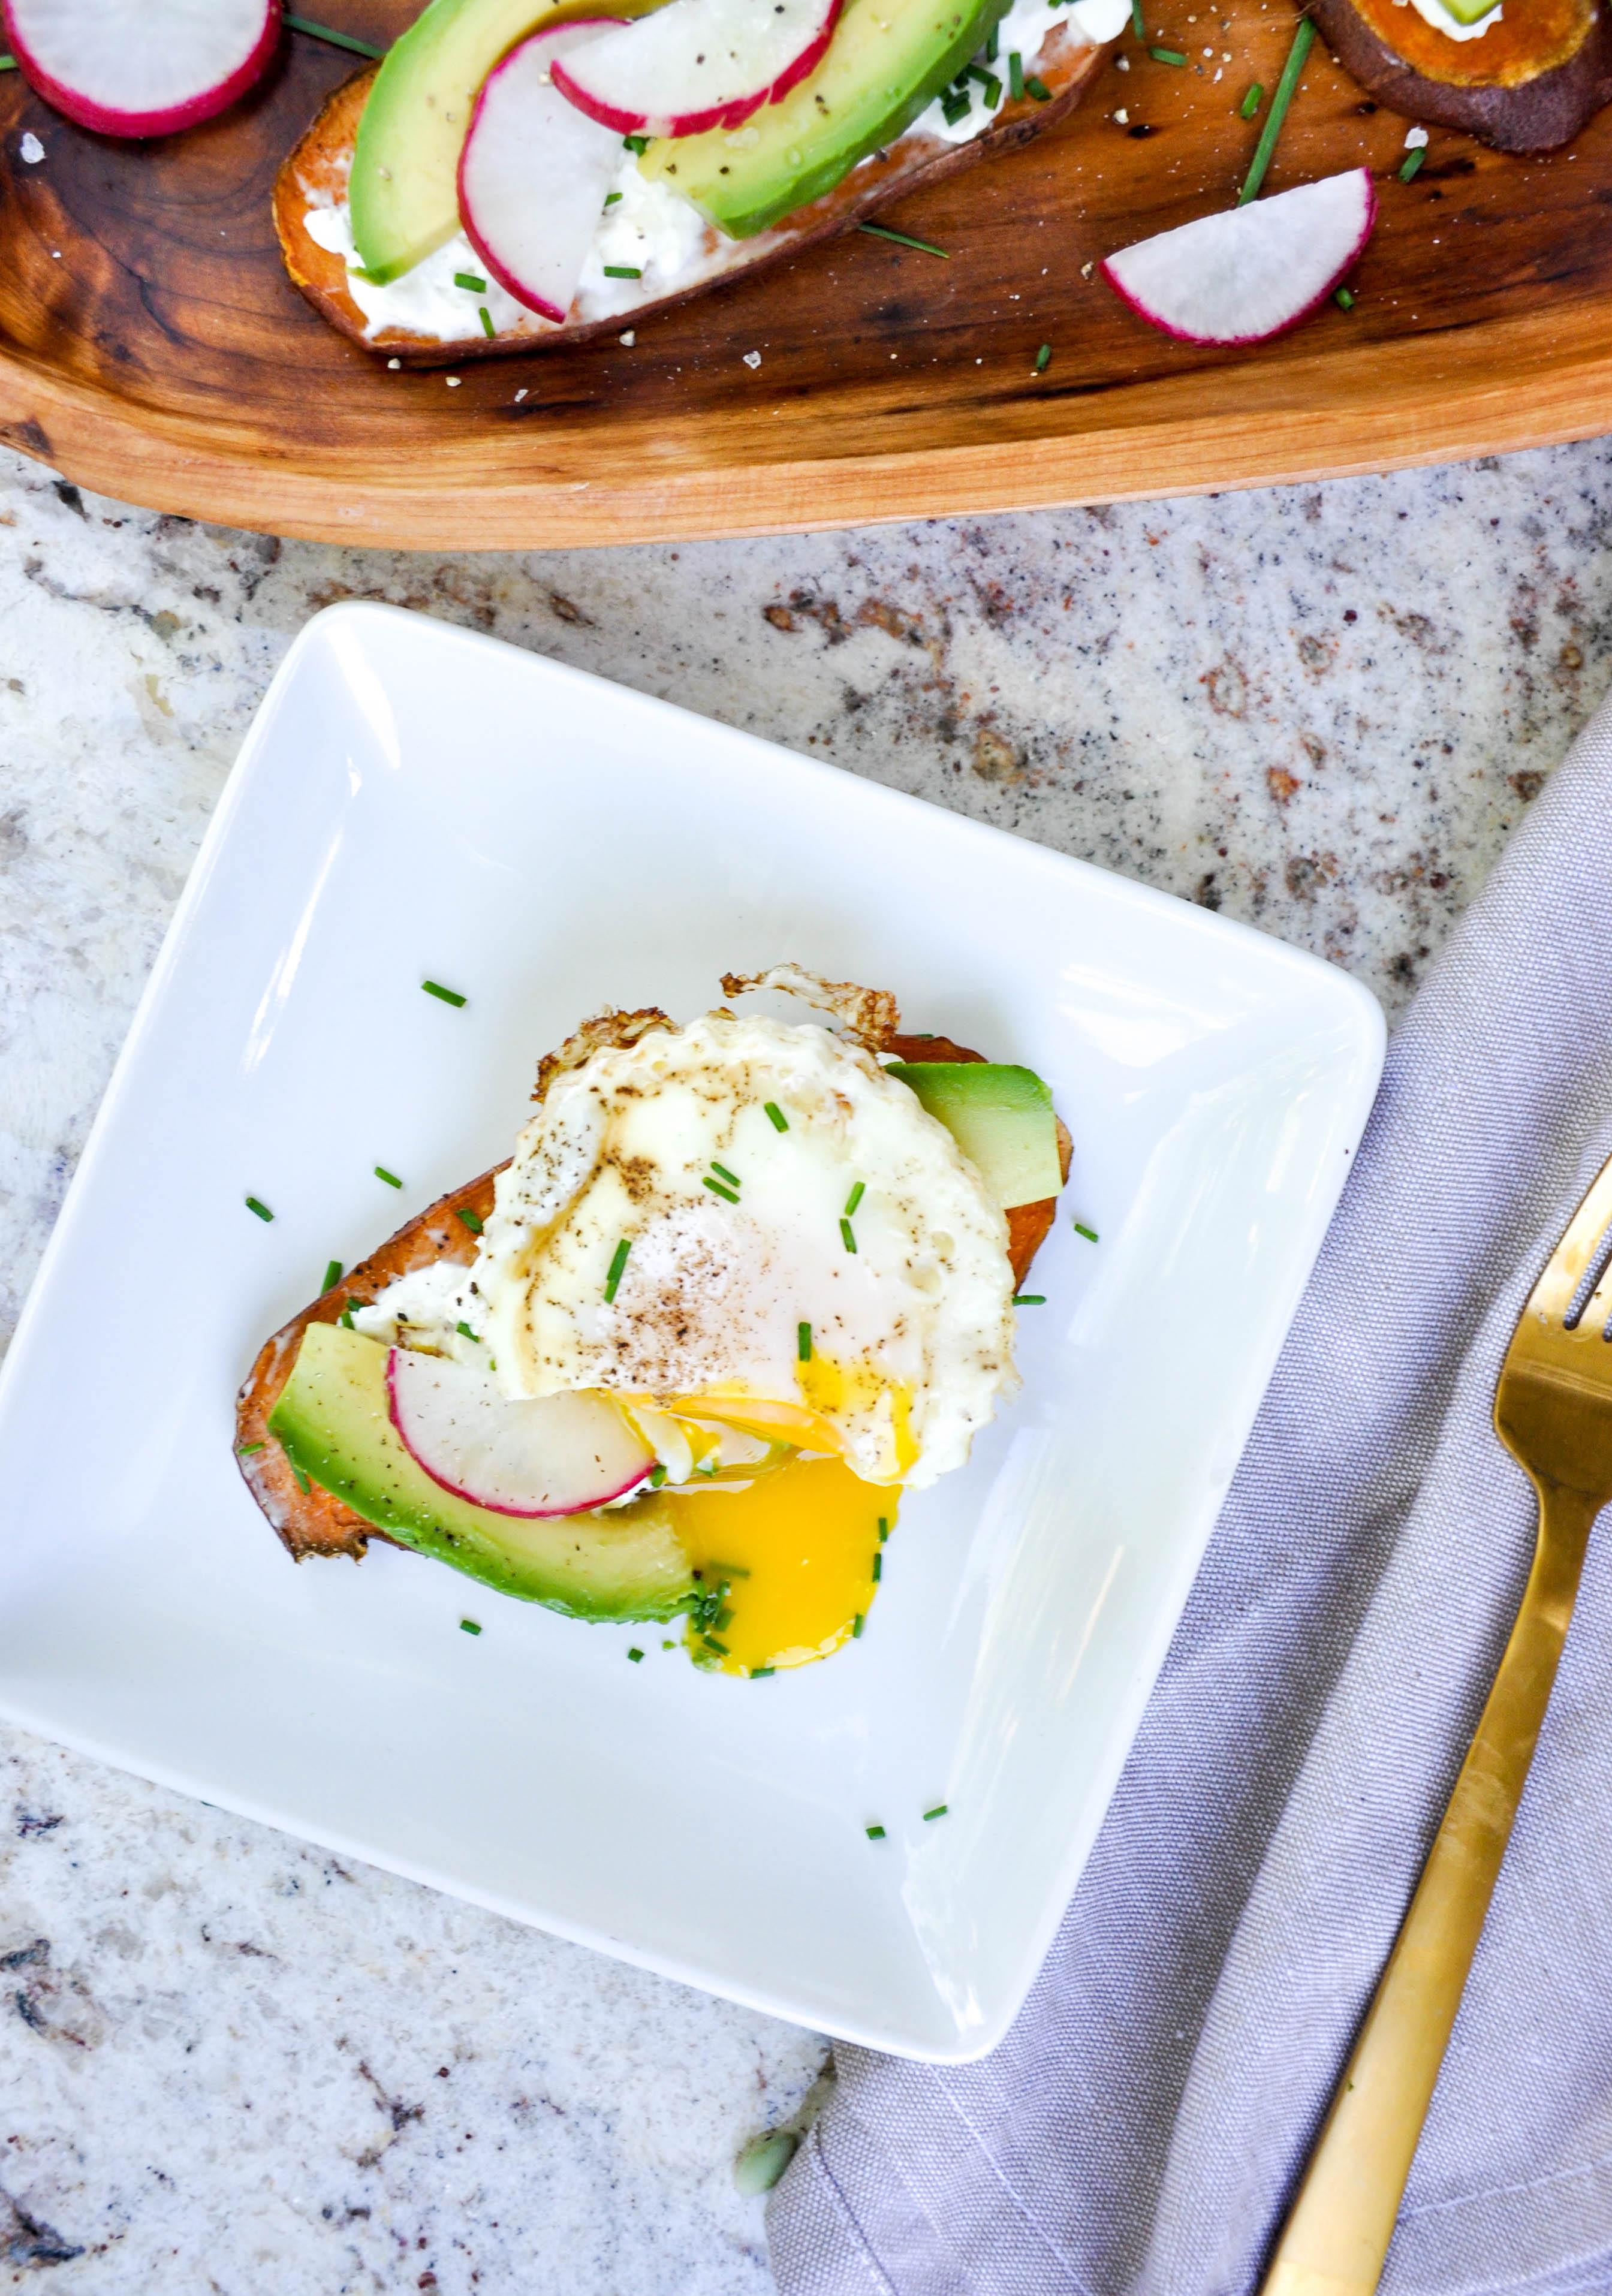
[
  {"xmin": 638, "ymin": 0, "xmax": 1012, "ymax": 238},
  {"xmin": 268, "ymin": 1323, "xmax": 693, "ymax": 1621},
  {"xmin": 887, "ymin": 1062, "xmax": 1063, "ymax": 1211},
  {"xmin": 351, "ymin": 0, "xmax": 577, "ymax": 282}
]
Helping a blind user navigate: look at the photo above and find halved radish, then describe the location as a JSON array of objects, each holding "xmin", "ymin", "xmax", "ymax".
[
  {"xmin": 1100, "ymin": 169, "xmax": 1377, "ymax": 347},
  {"xmin": 458, "ymin": 19, "xmax": 626, "ymax": 326},
  {"xmin": 551, "ymin": 0, "xmax": 842, "ymax": 139},
  {"xmin": 2, "ymin": 0, "xmax": 280, "ymax": 138},
  {"xmin": 387, "ymin": 1349, "xmax": 655, "ymax": 1518}
]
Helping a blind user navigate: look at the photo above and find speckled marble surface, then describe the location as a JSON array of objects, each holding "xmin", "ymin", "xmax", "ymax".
[{"xmin": 4, "ymin": 435, "xmax": 1612, "ymax": 2291}]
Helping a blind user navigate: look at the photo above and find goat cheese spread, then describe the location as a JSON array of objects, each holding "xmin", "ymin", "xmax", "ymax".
[{"xmin": 910, "ymin": 0, "xmax": 1127, "ymax": 140}]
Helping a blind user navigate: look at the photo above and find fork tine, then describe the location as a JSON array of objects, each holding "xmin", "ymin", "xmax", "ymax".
[{"xmin": 1525, "ymin": 1145, "xmax": 1612, "ymax": 1325}]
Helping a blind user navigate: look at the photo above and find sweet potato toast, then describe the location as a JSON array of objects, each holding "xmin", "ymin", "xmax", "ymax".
[
  {"xmin": 1312, "ymin": 0, "xmax": 1612, "ymax": 150},
  {"xmin": 273, "ymin": 26, "xmax": 1109, "ymax": 367},
  {"xmin": 234, "ymin": 1028, "xmax": 1073, "ymax": 1562}
]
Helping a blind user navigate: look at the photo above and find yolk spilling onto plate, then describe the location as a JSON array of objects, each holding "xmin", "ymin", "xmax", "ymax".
[{"xmin": 667, "ymin": 1454, "xmax": 896, "ymax": 1675}]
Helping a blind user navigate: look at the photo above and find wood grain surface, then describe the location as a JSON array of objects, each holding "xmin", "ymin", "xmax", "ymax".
[{"xmin": 1, "ymin": 0, "xmax": 1610, "ymax": 547}]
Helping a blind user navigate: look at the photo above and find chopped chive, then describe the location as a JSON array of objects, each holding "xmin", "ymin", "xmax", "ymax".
[
  {"xmin": 878, "ymin": 1517, "xmax": 889, "ymax": 1541},
  {"xmin": 1025, "ymin": 73, "xmax": 1051, "ymax": 98},
  {"xmin": 966, "ymin": 62, "xmax": 1001, "ymax": 102},
  {"xmin": 1129, "ymin": 0, "xmax": 1143, "ymax": 29},
  {"xmin": 1237, "ymin": 13, "xmax": 1313, "ymax": 205},
  {"xmin": 0, "ymin": 53, "xmax": 16, "ymax": 67},
  {"xmin": 858, "ymin": 222, "xmax": 950, "ymax": 258},
  {"xmin": 422, "ymin": 978, "xmax": 466, "ymax": 1006},
  {"xmin": 852, "ymin": 1613, "xmax": 864, "ymax": 1638},
  {"xmin": 798, "ymin": 1321, "xmax": 812, "ymax": 1361},
  {"xmin": 1074, "ymin": 1221, "xmax": 1099, "ymax": 1242},
  {"xmin": 456, "ymin": 1206, "xmax": 484, "ymax": 1234},
  {"xmin": 284, "ymin": 13, "xmax": 387, "ymax": 58},
  {"xmin": 322, "ymin": 1258, "xmax": 342, "ymax": 1292},
  {"xmin": 940, "ymin": 89, "xmax": 971, "ymax": 123},
  {"xmin": 475, "ymin": 305, "xmax": 495, "ymax": 338},
  {"xmin": 649, "ymin": 1463, "xmax": 667, "ymax": 1487},
  {"xmin": 1150, "ymin": 44, "xmax": 1186, "ymax": 62},
  {"xmin": 237, "ymin": 1441, "xmax": 266, "ymax": 1455},
  {"xmin": 706, "ymin": 1559, "xmax": 751, "ymax": 1578},
  {"xmin": 713, "ymin": 1605, "xmax": 735, "ymax": 1631},
  {"xmin": 456, "ymin": 1320, "xmax": 481, "ymax": 1342},
  {"xmin": 965, "ymin": 61, "xmax": 993, "ymax": 85},
  {"xmin": 1034, "ymin": 342, "xmax": 1052, "ymax": 373},
  {"xmin": 460, "ymin": 1618, "xmax": 481, "ymax": 1635},
  {"xmin": 623, "ymin": 133, "xmax": 649, "ymax": 153},
  {"xmin": 628, "ymin": 1647, "xmax": 644, "ymax": 1662},
  {"xmin": 291, "ymin": 1463, "xmax": 311, "ymax": 1495},
  {"xmin": 764, "ymin": 1101, "xmax": 789, "ymax": 1131},
  {"xmin": 245, "ymin": 1196, "xmax": 274, "ymax": 1222},
  {"xmin": 923, "ymin": 1803, "xmax": 949, "ymax": 1821},
  {"xmin": 603, "ymin": 263, "xmax": 643, "ymax": 279},
  {"xmin": 1399, "ymin": 146, "xmax": 1424, "ymax": 183},
  {"xmin": 840, "ymin": 1218, "xmax": 857, "ymax": 1253},
  {"xmin": 751, "ymin": 1665, "xmax": 776, "ymax": 1678},
  {"xmin": 375, "ymin": 1165, "xmax": 402, "ymax": 1188},
  {"xmin": 865, "ymin": 1823, "xmax": 887, "ymax": 1839},
  {"xmin": 843, "ymin": 1182, "xmax": 865, "ymax": 1216},
  {"xmin": 1008, "ymin": 49, "xmax": 1025, "ymax": 97},
  {"xmin": 703, "ymin": 1176, "xmax": 740, "ymax": 1203},
  {"xmin": 1334, "ymin": 285, "xmax": 1356, "ymax": 309},
  {"xmin": 1014, "ymin": 1293, "xmax": 1047, "ymax": 1306},
  {"xmin": 871, "ymin": 1553, "xmax": 882, "ymax": 1582},
  {"xmin": 1239, "ymin": 79, "xmax": 1263, "ymax": 117},
  {"xmin": 985, "ymin": 22, "xmax": 998, "ymax": 56},
  {"xmin": 604, "ymin": 191, "xmax": 622, "ymax": 206},
  {"xmin": 711, "ymin": 1161, "xmax": 740, "ymax": 1186},
  {"xmin": 604, "ymin": 1236, "xmax": 632, "ymax": 1302},
  {"xmin": 339, "ymin": 1306, "xmax": 355, "ymax": 1330},
  {"xmin": 454, "ymin": 270, "xmax": 488, "ymax": 293},
  {"xmin": 702, "ymin": 1635, "xmax": 730, "ymax": 1656}
]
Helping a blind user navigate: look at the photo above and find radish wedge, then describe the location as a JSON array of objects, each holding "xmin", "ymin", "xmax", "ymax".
[
  {"xmin": 1100, "ymin": 169, "xmax": 1377, "ymax": 347},
  {"xmin": 459, "ymin": 19, "xmax": 626, "ymax": 325},
  {"xmin": 550, "ymin": 0, "xmax": 842, "ymax": 138},
  {"xmin": 388, "ymin": 1349, "xmax": 656, "ymax": 1517},
  {"xmin": 2, "ymin": 0, "xmax": 280, "ymax": 137}
]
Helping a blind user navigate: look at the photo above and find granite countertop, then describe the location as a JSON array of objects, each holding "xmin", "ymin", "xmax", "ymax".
[{"xmin": 3, "ymin": 435, "xmax": 1610, "ymax": 2292}]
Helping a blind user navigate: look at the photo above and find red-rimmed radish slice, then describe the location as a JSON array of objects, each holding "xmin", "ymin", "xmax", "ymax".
[
  {"xmin": 2, "ymin": 0, "xmax": 280, "ymax": 137},
  {"xmin": 387, "ymin": 1349, "xmax": 655, "ymax": 1518},
  {"xmin": 457, "ymin": 19, "xmax": 625, "ymax": 326},
  {"xmin": 551, "ymin": 0, "xmax": 842, "ymax": 139},
  {"xmin": 1100, "ymin": 168, "xmax": 1376, "ymax": 347}
]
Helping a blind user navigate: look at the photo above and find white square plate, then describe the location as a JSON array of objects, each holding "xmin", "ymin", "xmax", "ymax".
[{"xmin": 0, "ymin": 604, "xmax": 1384, "ymax": 2061}]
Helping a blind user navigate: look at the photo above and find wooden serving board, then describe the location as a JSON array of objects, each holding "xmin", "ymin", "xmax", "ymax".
[{"xmin": 1, "ymin": 0, "xmax": 1609, "ymax": 547}]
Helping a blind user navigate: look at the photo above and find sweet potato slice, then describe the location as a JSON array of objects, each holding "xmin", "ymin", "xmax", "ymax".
[{"xmin": 1312, "ymin": 0, "xmax": 1612, "ymax": 150}]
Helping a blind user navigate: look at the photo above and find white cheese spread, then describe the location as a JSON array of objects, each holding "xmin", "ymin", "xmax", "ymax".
[
  {"xmin": 908, "ymin": 0, "xmax": 1119, "ymax": 141},
  {"xmin": 301, "ymin": 203, "xmax": 531, "ymax": 340}
]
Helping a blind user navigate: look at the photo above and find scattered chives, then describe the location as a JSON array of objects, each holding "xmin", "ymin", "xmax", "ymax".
[
  {"xmin": 865, "ymin": 1824, "xmax": 887, "ymax": 1839},
  {"xmin": 623, "ymin": 133, "xmax": 649, "ymax": 153},
  {"xmin": 291, "ymin": 1464, "xmax": 311, "ymax": 1494},
  {"xmin": 603, "ymin": 263, "xmax": 643, "ymax": 278},
  {"xmin": 703, "ymin": 1635, "xmax": 730, "ymax": 1656},
  {"xmin": 1239, "ymin": 79, "xmax": 1263, "ymax": 117},
  {"xmin": 1013, "ymin": 1294, "xmax": 1047, "ymax": 1305},
  {"xmin": 1034, "ymin": 342, "xmax": 1052, "ymax": 373},
  {"xmin": 764, "ymin": 1101, "xmax": 789, "ymax": 1131},
  {"xmin": 1025, "ymin": 73, "xmax": 1051, "ymax": 99},
  {"xmin": 872, "ymin": 1553, "xmax": 882, "ymax": 1582},
  {"xmin": 711, "ymin": 1161, "xmax": 740, "ymax": 1186},
  {"xmin": 852, "ymin": 1613, "xmax": 864, "ymax": 1638},
  {"xmin": 605, "ymin": 1237, "xmax": 632, "ymax": 1302},
  {"xmin": 339, "ymin": 1306, "xmax": 355, "ymax": 1330},
  {"xmin": 456, "ymin": 1206, "xmax": 484, "ymax": 1234},
  {"xmin": 878, "ymin": 1518, "xmax": 889, "ymax": 1541},
  {"xmin": 1074, "ymin": 1221, "xmax": 1099, "ymax": 1242},
  {"xmin": 1150, "ymin": 44, "xmax": 1186, "ymax": 62},
  {"xmin": 604, "ymin": 191, "xmax": 622, "ymax": 206},
  {"xmin": 1334, "ymin": 285, "xmax": 1355, "ymax": 309},
  {"xmin": 246, "ymin": 1196, "xmax": 273, "ymax": 1222},
  {"xmin": 0, "ymin": 53, "xmax": 16, "ymax": 68},
  {"xmin": 460, "ymin": 1618, "xmax": 481, "ymax": 1635},
  {"xmin": 751, "ymin": 1665, "xmax": 776, "ymax": 1678},
  {"xmin": 475, "ymin": 305, "xmax": 494, "ymax": 337},
  {"xmin": 456, "ymin": 1320, "xmax": 481, "ymax": 1342},
  {"xmin": 1129, "ymin": 0, "xmax": 1143, "ymax": 30},
  {"xmin": 840, "ymin": 1218, "xmax": 857, "ymax": 1253},
  {"xmin": 650, "ymin": 1463, "xmax": 667, "ymax": 1487},
  {"xmin": 707, "ymin": 1560, "xmax": 751, "ymax": 1578},
  {"xmin": 941, "ymin": 88, "xmax": 971, "ymax": 123},
  {"xmin": 1008, "ymin": 49, "xmax": 1025, "ymax": 98},
  {"xmin": 704, "ymin": 1176, "xmax": 740, "ymax": 1203},
  {"xmin": 923, "ymin": 1804, "xmax": 949, "ymax": 1822},
  {"xmin": 844, "ymin": 1181, "xmax": 865, "ymax": 1216},
  {"xmin": 375, "ymin": 1165, "xmax": 402, "ymax": 1188},
  {"xmin": 237, "ymin": 1441, "xmax": 266, "ymax": 1455},
  {"xmin": 1399, "ymin": 146, "xmax": 1424, "ymax": 182},
  {"xmin": 1237, "ymin": 14, "xmax": 1313, "ymax": 206},
  {"xmin": 968, "ymin": 63, "xmax": 1002, "ymax": 102},
  {"xmin": 858, "ymin": 222, "xmax": 950, "ymax": 259},
  {"xmin": 628, "ymin": 1647, "xmax": 644, "ymax": 1662},
  {"xmin": 322, "ymin": 1258, "xmax": 342, "ymax": 1292},
  {"xmin": 422, "ymin": 978, "xmax": 466, "ymax": 1006},
  {"xmin": 285, "ymin": 13, "xmax": 387, "ymax": 58},
  {"xmin": 798, "ymin": 1321, "xmax": 812, "ymax": 1361},
  {"xmin": 985, "ymin": 21, "xmax": 998, "ymax": 56},
  {"xmin": 454, "ymin": 270, "xmax": 488, "ymax": 293}
]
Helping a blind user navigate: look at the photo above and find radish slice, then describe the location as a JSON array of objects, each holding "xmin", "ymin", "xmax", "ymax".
[
  {"xmin": 551, "ymin": 0, "xmax": 842, "ymax": 139},
  {"xmin": 2, "ymin": 0, "xmax": 280, "ymax": 137},
  {"xmin": 458, "ymin": 19, "xmax": 626, "ymax": 326},
  {"xmin": 1100, "ymin": 170, "xmax": 1377, "ymax": 347},
  {"xmin": 387, "ymin": 1349, "xmax": 655, "ymax": 1518}
]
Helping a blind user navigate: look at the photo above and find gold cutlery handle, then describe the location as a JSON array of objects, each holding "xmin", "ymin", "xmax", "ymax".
[{"xmin": 1260, "ymin": 1480, "xmax": 1600, "ymax": 2296}]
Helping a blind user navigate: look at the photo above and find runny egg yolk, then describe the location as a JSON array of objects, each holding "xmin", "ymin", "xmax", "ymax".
[{"xmin": 667, "ymin": 1454, "xmax": 896, "ymax": 1676}]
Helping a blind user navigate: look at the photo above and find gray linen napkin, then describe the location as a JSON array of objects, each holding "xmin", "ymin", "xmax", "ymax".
[{"xmin": 769, "ymin": 693, "xmax": 1612, "ymax": 2296}]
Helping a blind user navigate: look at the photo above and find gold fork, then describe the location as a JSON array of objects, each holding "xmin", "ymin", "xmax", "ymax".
[{"xmin": 1261, "ymin": 1144, "xmax": 1612, "ymax": 2296}]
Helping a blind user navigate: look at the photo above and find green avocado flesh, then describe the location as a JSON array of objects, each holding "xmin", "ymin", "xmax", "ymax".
[
  {"xmin": 887, "ymin": 1062, "xmax": 1062, "ymax": 1210},
  {"xmin": 638, "ymin": 0, "xmax": 1012, "ymax": 237},
  {"xmin": 351, "ymin": 0, "xmax": 576, "ymax": 281},
  {"xmin": 268, "ymin": 1323, "xmax": 694, "ymax": 1621},
  {"xmin": 1436, "ymin": 0, "xmax": 1500, "ymax": 21}
]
